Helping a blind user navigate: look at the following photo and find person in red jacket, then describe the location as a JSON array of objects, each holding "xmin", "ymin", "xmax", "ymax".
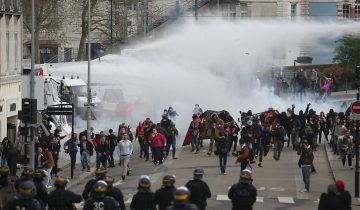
[
  {"xmin": 148, "ymin": 128, "xmax": 167, "ymax": 165},
  {"xmin": 136, "ymin": 122, "xmax": 146, "ymax": 158}
]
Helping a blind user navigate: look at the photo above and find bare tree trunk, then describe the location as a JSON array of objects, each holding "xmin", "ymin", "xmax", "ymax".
[{"xmin": 77, "ymin": 0, "xmax": 88, "ymax": 61}]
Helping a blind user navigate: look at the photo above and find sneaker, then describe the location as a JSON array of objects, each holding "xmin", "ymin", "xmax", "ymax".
[
  {"xmin": 258, "ymin": 163, "xmax": 262, "ymax": 167},
  {"xmin": 173, "ymin": 157, "xmax": 177, "ymax": 159},
  {"xmin": 221, "ymin": 172, "xmax": 227, "ymax": 175},
  {"xmin": 127, "ymin": 170, "xmax": 131, "ymax": 176},
  {"xmin": 207, "ymin": 151, "xmax": 212, "ymax": 156},
  {"xmin": 82, "ymin": 167, "xmax": 85, "ymax": 172},
  {"xmin": 300, "ymin": 189, "xmax": 309, "ymax": 193},
  {"xmin": 250, "ymin": 160, "xmax": 256, "ymax": 164},
  {"xmin": 195, "ymin": 150, "xmax": 200, "ymax": 154},
  {"xmin": 46, "ymin": 185, "xmax": 53, "ymax": 189},
  {"xmin": 350, "ymin": 166, "xmax": 354, "ymax": 170},
  {"xmin": 122, "ymin": 175, "xmax": 125, "ymax": 180}
]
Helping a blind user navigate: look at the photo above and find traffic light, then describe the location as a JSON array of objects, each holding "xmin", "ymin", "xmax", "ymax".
[
  {"xmin": 18, "ymin": 98, "xmax": 37, "ymax": 124},
  {"xmin": 356, "ymin": 64, "xmax": 360, "ymax": 79}
]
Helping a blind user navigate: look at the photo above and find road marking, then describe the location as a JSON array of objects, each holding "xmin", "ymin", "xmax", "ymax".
[
  {"xmin": 125, "ymin": 197, "xmax": 133, "ymax": 204},
  {"xmin": 113, "ymin": 180, "xmax": 123, "ymax": 186},
  {"xmin": 216, "ymin": 195, "xmax": 264, "ymax": 203},
  {"xmin": 314, "ymin": 199, "xmax": 320, "ymax": 203},
  {"xmin": 278, "ymin": 197, "xmax": 295, "ymax": 204},
  {"xmin": 256, "ymin": 196, "xmax": 264, "ymax": 202},
  {"xmin": 74, "ymin": 201, "xmax": 84, "ymax": 208},
  {"xmin": 216, "ymin": 195, "xmax": 229, "ymax": 201},
  {"xmin": 258, "ymin": 187, "xmax": 266, "ymax": 191},
  {"xmin": 270, "ymin": 187, "xmax": 285, "ymax": 192}
]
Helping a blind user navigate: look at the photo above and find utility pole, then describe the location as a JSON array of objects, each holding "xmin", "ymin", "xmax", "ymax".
[
  {"xmin": 87, "ymin": 0, "xmax": 92, "ymax": 142},
  {"xmin": 110, "ymin": 0, "xmax": 113, "ymax": 51},
  {"xmin": 195, "ymin": 0, "xmax": 198, "ymax": 21},
  {"xmin": 29, "ymin": 0, "xmax": 36, "ymax": 169}
]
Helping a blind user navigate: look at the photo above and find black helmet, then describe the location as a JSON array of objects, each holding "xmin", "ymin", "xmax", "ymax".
[
  {"xmin": 95, "ymin": 167, "xmax": 107, "ymax": 180},
  {"xmin": 103, "ymin": 176, "xmax": 114, "ymax": 187},
  {"xmin": 53, "ymin": 176, "xmax": 68, "ymax": 188},
  {"xmin": 174, "ymin": 186, "xmax": 190, "ymax": 204},
  {"xmin": 240, "ymin": 169, "xmax": 252, "ymax": 184},
  {"xmin": 18, "ymin": 181, "xmax": 36, "ymax": 199},
  {"xmin": 92, "ymin": 180, "xmax": 108, "ymax": 197},
  {"xmin": 0, "ymin": 166, "xmax": 9, "ymax": 176},
  {"xmin": 162, "ymin": 174, "xmax": 176, "ymax": 186},
  {"xmin": 193, "ymin": 168, "xmax": 204, "ymax": 179},
  {"xmin": 33, "ymin": 170, "xmax": 46, "ymax": 181},
  {"xmin": 21, "ymin": 167, "xmax": 34, "ymax": 180},
  {"xmin": 138, "ymin": 175, "xmax": 151, "ymax": 189}
]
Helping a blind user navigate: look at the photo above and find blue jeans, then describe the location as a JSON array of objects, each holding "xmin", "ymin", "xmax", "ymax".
[
  {"xmin": 166, "ymin": 137, "xmax": 176, "ymax": 158},
  {"xmin": 191, "ymin": 131, "xmax": 199, "ymax": 151},
  {"xmin": 219, "ymin": 153, "xmax": 227, "ymax": 173},
  {"xmin": 81, "ymin": 152, "xmax": 91, "ymax": 169},
  {"xmin": 0, "ymin": 158, "xmax": 7, "ymax": 167},
  {"xmin": 302, "ymin": 165, "xmax": 311, "ymax": 191}
]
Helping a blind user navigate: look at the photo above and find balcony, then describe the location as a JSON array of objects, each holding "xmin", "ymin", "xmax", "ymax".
[{"xmin": 0, "ymin": 0, "xmax": 22, "ymax": 14}]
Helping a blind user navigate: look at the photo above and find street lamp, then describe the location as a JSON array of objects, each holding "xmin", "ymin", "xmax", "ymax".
[{"xmin": 87, "ymin": 0, "xmax": 92, "ymax": 142}]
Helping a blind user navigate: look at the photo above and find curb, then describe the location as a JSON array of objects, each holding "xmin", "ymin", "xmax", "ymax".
[{"xmin": 323, "ymin": 142, "xmax": 336, "ymax": 183}]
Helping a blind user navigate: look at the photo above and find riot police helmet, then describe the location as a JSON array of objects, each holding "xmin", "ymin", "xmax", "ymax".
[
  {"xmin": 240, "ymin": 169, "xmax": 253, "ymax": 184},
  {"xmin": 95, "ymin": 167, "xmax": 107, "ymax": 180},
  {"xmin": 0, "ymin": 166, "xmax": 9, "ymax": 176},
  {"xmin": 92, "ymin": 180, "xmax": 108, "ymax": 197},
  {"xmin": 162, "ymin": 174, "xmax": 176, "ymax": 186},
  {"xmin": 103, "ymin": 176, "xmax": 114, "ymax": 187},
  {"xmin": 193, "ymin": 168, "xmax": 204, "ymax": 179},
  {"xmin": 33, "ymin": 170, "xmax": 46, "ymax": 182},
  {"xmin": 17, "ymin": 181, "xmax": 36, "ymax": 199},
  {"xmin": 53, "ymin": 176, "xmax": 68, "ymax": 188},
  {"xmin": 138, "ymin": 175, "xmax": 151, "ymax": 189},
  {"xmin": 21, "ymin": 167, "xmax": 34, "ymax": 180},
  {"xmin": 173, "ymin": 186, "xmax": 191, "ymax": 204}
]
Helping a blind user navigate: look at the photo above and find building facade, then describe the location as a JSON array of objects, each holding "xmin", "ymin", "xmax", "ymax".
[{"xmin": 0, "ymin": 0, "xmax": 22, "ymax": 141}]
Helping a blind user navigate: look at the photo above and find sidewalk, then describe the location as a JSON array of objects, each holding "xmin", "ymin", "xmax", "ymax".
[{"xmin": 324, "ymin": 141, "xmax": 360, "ymax": 206}]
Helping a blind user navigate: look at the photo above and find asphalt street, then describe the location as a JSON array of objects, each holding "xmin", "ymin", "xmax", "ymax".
[{"xmin": 58, "ymin": 139, "xmax": 335, "ymax": 210}]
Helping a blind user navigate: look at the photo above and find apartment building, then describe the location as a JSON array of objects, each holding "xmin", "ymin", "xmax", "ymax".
[{"xmin": 0, "ymin": 0, "xmax": 22, "ymax": 141}]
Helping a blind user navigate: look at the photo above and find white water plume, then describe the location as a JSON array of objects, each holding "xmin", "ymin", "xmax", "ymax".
[{"xmin": 52, "ymin": 19, "xmax": 360, "ymax": 134}]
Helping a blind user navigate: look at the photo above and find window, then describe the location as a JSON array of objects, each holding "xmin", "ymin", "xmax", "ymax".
[
  {"xmin": 10, "ymin": 103, "xmax": 16, "ymax": 112},
  {"xmin": 240, "ymin": 3, "xmax": 247, "ymax": 17},
  {"xmin": 343, "ymin": 4, "xmax": 350, "ymax": 19},
  {"xmin": 356, "ymin": 0, "xmax": 360, "ymax": 20},
  {"xmin": 64, "ymin": 48, "xmax": 72, "ymax": 62},
  {"xmin": 291, "ymin": 4, "xmax": 297, "ymax": 19},
  {"xmin": 6, "ymin": 32, "xmax": 9, "ymax": 71},
  {"xmin": 14, "ymin": 33, "xmax": 18, "ymax": 69}
]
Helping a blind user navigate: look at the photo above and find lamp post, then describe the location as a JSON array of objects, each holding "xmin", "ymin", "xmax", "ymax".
[
  {"xmin": 110, "ymin": 0, "xmax": 113, "ymax": 51},
  {"xmin": 87, "ymin": 0, "xmax": 92, "ymax": 142}
]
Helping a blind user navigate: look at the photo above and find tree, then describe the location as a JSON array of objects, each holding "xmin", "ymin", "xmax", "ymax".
[
  {"xmin": 333, "ymin": 35, "xmax": 360, "ymax": 69},
  {"xmin": 23, "ymin": 0, "xmax": 63, "ymax": 64}
]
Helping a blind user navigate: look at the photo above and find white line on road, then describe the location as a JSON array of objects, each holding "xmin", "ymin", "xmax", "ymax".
[
  {"xmin": 216, "ymin": 195, "xmax": 264, "ymax": 203},
  {"xmin": 113, "ymin": 180, "xmax": 123, "ymax": 186},
  {"xmin": 125, "ymin": 197, "xmax": 133, "ymax": 204},
  {"xmin": 270, "ymin": 187, "xmax": 285, "ymax": 192},
  {"xmin": 216, "ymin": 195, "xmax": 229, "ymax": 201},
  {"xmin": 278, "ymin": 197, "xmax": 295, "ymax": 204},
  {"xmin": 258, "ymin": 187, "xmax": 266, "ymax": 191},
  {"xmin": 256, "ymin": 197, "xmax": 264, "ymax": 202}
]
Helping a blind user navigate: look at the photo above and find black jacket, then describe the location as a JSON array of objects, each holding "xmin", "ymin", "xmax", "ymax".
[
  {"xmin": 130, "ymin": 189, "xmax": 156, "ymax": 210},
  {"xmin": 106, "ymin": 186, "xmax": 126, "ymax": 210},
  {"xmin": 82, "ymin": 179, "xmax": 98, "ymax": 200},
  {"xmin": 336, "ymin": 190, "xmax": 352, "ymax": 210},
  {"xmin": 34, "ymin": 180, "xmax": 48, "ymax": 208},
  {"xmin": 155, "ymin": 186, "xmax": 176, "ymax": 210},
  {"xmin": 185, "ymin": 179, "xmax": 211, "ymax": 210},
  {"xmin": 318, "ymin": 192, "xmax": 337, "ymax": 210},
  {"xmin": 228, "ymin": 182, "xmax": 257, "ymax": 210},
  {"xmin": 5, "ymin": 198, "xmax": 44, "ymax": 210},
  {"xmin": 78, "ymin": 141, "xmax": 94, "ymax": 156},
  {"xmin": 84, "ymin": 196, "xmax": 119, "ymax": 210},
  {"xmin": 166, "ymin": 203, "xmax": 199, "ymax": 210},
  {"xmin": 48, "ymin": 188, "xmax": 82, "ymax": 210}
]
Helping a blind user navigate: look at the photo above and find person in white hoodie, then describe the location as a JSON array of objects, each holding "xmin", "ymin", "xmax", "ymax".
[{"xmin": 118, "ymin": 134, "xmax": 133, "ymax": 180}]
